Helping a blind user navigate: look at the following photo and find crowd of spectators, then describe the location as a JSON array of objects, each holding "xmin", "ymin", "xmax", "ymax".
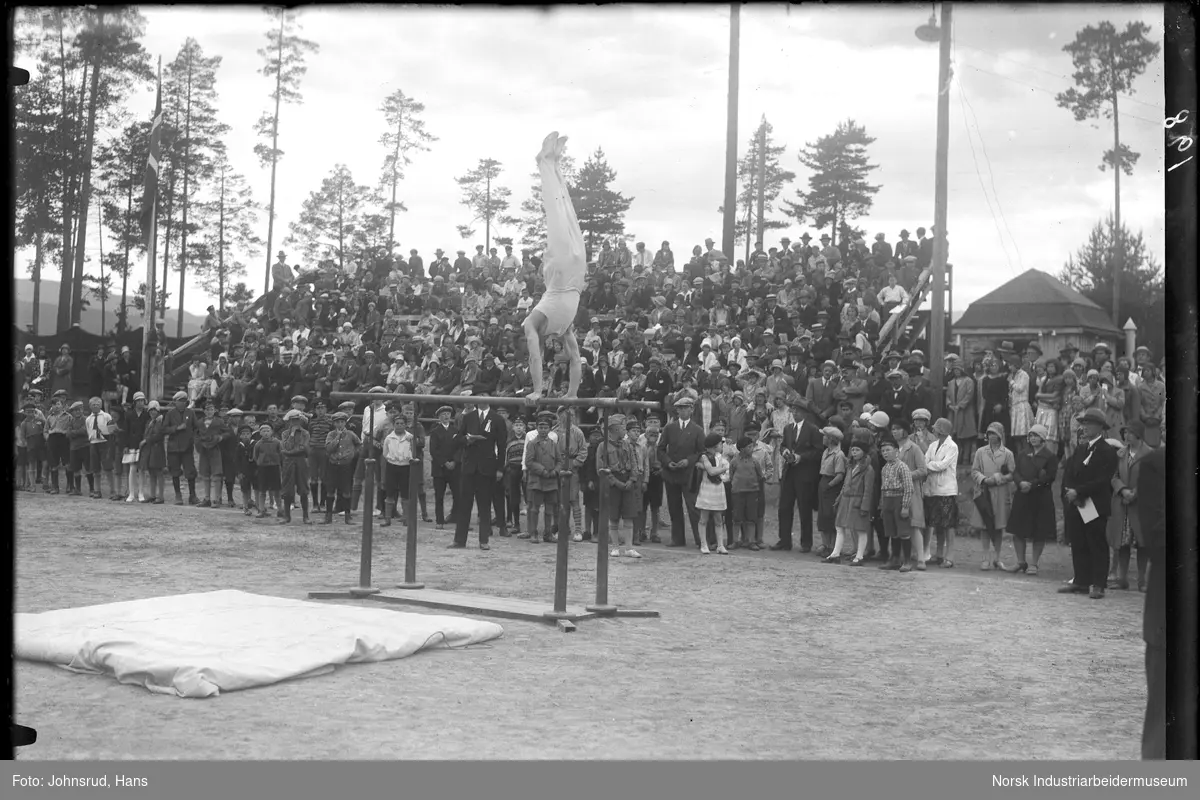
[{"xmin": 13, "ymin": 225, "xmax": 1167, "ymax": 583}]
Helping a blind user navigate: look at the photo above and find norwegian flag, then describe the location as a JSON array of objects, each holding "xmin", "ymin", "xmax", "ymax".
[{"xmin": 140, "ymin": 72, "xmax": 163, "ymax": 237}]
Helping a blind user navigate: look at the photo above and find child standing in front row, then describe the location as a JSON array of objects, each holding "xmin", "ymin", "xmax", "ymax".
[
  {"xmin": 748, "ymin": 425, "xmax": 777, "ymax": 550},
  {"xmin": 252, "ymin": 423, "xmax": 282, "ymax": 519},
  {"xmin": 817, "ymin": 426, "xmax": 847, "ymax": 560},
  {"xmin": 728, "ymin": 435, "xmax": 765, "ymax": 550},
  {"xmin": 236, "ymin": 425, "xmax": 255, "ymax": 515},
  {"xmin": 15, "ymin": 410, "xmax": 29, "ymax": 491},
  {"xmin": 834, "ymin": 432, "xmax": 877, "ymax": 566},
  {"xmin": 695, "ymin": 432, "xmax": 730, "ymax": 555},
  {"xmin": 581, "ymin": 426, "xmax": 603, "ymax": 542}
]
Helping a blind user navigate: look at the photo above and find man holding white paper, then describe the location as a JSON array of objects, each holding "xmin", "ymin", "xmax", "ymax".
[{"xmin": 1059, "ymin": 408, "xmax": 1120, "ymax": 599}]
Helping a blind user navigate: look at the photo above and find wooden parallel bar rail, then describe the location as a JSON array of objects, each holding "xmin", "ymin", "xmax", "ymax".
[{"xmin": 329, "ymin": 392, "xmax": 660, "ymax": 411}]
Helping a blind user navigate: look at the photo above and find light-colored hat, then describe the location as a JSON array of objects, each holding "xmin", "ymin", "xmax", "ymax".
[
  {"xmin": 985, "ymin": 421, "xmax": 1006, "ymax": 440},
  {"xmin": 1027, "ymin": 424, "xmax": 1050, "ymax": 440},
  {"xmin": 932, "ymin": 417, "xmax": 953, "ymax": 436},
  {"xmin": 146, "ymin": 400, "xmax": 160, "ymax": 411},
  {"xmin": 132, "ymin": 391, "xmax": 146, "ymax": 402},
  {"xmin": 283, "ymin": 409, "xmax": 304, "ymax": 421},
  {"xmin": 911, "ymin": 408, "xmax": 931, "ymax": 422},
  {"xmin": 173, "ymin": 391, "xmax": 188, "ymax": 401},
  {"xmin": 869, "ymin": 411, "xmax": 890, "ymax": 429},
  {"xmin": 820, "ymin": 426, "xmax": 844, "ymax": 441},
  {"xmin": 673, "ymin": 396, "xmax": 695, "ymax": 408}
]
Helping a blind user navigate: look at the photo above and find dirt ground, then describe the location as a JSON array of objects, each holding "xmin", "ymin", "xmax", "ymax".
[{"xmin": 13, "ymin": 478, "xmax": 1146, "ymax": 761}]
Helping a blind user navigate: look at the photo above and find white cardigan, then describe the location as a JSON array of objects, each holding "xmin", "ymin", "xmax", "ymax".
[{"xmin": 923, "ymin": 436, "xmax": 960, "ymax": 497}]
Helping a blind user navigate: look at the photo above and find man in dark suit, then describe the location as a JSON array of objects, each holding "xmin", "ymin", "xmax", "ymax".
[
  {"xmin": 657, "ymin": 396, "xmax": 705, "ymax": 547},
  {"xmin": 254, "ymin": 349, "xmax": 279, "ymax": 409},
  {"xmin": 1137, "ymin": 444, "xmax": 1167, "ymax": 759},
  {"xmin": 1059, "ymin": 408, "xmax": 1120, "ymax": 599},
  {"xmin": 773, "ymin": 396, "xmax": 824, "ymax": 552},
  {"xmin": 902, "ymin": 364, "xmax": 935, "ymax": 420},
  {"xmin": 878, "ymin": 368, "xmax": 912, "ymax": 426},
  {"xmin": 273, "ymin": 350, "xmax": 300, "ymax": 407},
  {"xmin": 428, "ymin": 405, "xmax": 460, "ymax": 529},
  {"xmin": 451, "ymin": 397, "xmax": 507, "ymax": 550},
  {"xmin": 594, "ymin": 354, "xmax": 620, "ymax": 392}
]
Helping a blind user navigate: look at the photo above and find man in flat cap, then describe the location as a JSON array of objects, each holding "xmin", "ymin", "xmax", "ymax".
[
  {"xmin": 523, "ymin": 131, "xmax": 587, "ymax": 403},
  {"xmin": 657, "ymin": 395, "xmax": 706, "ymax": 548},
  {"xmin": 164, "ymin": 389, "xmax": 200, "ymax": 505},
  {"xmin": 429, "ymin": 402, "xmax": 460, "ymax": 527}
]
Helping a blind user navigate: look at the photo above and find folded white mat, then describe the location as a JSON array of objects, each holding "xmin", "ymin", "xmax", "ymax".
[{"xmin": 15, "ymin": 590, "xmax": 504, "ymax": 697}]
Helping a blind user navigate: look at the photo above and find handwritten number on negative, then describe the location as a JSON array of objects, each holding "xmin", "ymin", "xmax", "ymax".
[{"xmin": 1165, "ymin": 112, "xmax": 1194, "ymax": 172}]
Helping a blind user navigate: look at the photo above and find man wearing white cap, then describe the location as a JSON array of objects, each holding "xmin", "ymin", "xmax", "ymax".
[
  {"xmin": 164, "ymin": 390, "xmax": 200, "ymax": 505},
  {"xmin": 523, "ymin": 131, "xmax": 586, "ymax": 403}
]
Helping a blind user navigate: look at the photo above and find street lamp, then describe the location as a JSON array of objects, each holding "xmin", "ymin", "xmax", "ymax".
[{"xmin": 916, "ymin": 3, "xmax": 952, "ymax": 418}]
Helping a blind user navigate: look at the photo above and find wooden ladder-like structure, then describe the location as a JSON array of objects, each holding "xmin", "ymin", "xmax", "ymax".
[{"xmin": 876, "ymin": 267, "xmax": 935, "ymax": 354}]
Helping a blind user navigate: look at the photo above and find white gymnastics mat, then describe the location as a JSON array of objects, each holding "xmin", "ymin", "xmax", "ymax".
[{"xmin": 15, "ymin": 590, "xmax": 504, "ymax": 697}]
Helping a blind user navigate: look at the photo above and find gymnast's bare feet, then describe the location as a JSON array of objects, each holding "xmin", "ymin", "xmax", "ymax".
[
  {"xmin": 537, "ymin": 131, "xmax": 559, "ymax": 165},
  {"xmin": 525, "ymin": 391, "xmax": 543, "ymax": 405}
]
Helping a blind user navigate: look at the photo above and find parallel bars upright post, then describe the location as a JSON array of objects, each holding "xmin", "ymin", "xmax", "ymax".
[{"xmin": 329, "ymin": 392, "xmax": 661, "ymax": 613}]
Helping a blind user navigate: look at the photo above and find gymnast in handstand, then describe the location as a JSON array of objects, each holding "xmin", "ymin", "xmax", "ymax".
[{"xmin": 523, "ymin": 131, "xmax": 586, "ymax": 402}]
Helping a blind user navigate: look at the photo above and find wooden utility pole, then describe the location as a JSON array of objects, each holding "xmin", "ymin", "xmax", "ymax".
[
  {"xmin": 928, "ymin": 3, "xmax": 952, "ymax": 418},
  {"xmin": 721, "ymin": 3, "xmax": 740, "ymax": 262}
]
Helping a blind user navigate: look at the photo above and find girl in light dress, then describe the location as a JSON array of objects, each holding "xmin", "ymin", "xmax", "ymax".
[
  {"xmin": 187, "ymin": 355, "xmax": 210, "ymax": 404},
  {"xmin": 970, "ymin": 421, "xmax": 1017, "ymax": 571},
  {"xmin": 1033, "ymin": 359, "xmax": 1064, "ymax": 448},
  {"xmin": 695, "ymin": 432, "xmax": 730, "ymax": 555},
  {"xmin": 1007, "ymin": 357, "xmax": 1033, "ymax": 453},
  {"xmin": 833, "ymin": 432, "xmax": 876, "ymax": 566}
]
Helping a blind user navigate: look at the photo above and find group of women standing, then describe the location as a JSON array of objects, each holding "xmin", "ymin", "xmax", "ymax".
[
  {"xmin": 939, "ymin": 342, "xmax": 1166, "ymax": 582},
  {"xmin": 941, "ymin": 345, "xmax": 1165, "ymax": 466}
]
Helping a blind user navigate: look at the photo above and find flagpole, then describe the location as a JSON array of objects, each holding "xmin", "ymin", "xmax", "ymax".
[{"xmin": 141, "ymin": 56, "xmax": 162, "ymax": 397}]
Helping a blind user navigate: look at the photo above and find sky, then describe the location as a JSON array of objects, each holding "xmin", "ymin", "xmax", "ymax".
[{"xmin": 14, "ymin": 3, "xmax": 1167, "ymax": 320}]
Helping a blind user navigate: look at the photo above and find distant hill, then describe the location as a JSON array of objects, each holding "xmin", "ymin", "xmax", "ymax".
[{"xmin": 12, "ymin": 278, "xmax": 206, "ymax": 336}]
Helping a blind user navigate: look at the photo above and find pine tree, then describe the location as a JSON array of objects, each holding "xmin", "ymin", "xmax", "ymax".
[
  {"xmin": 94, "ymin": 119, "xmax": 151, "ymax": 334},
  {"xmin": 783, "ymin": 119, "xmax": 880, "ymax": 247},
  {"xmin": 1055, "ymin": 21, "xmax": 1160, "ymax": 322},
  {"xmin": 571, "ymin": 147, "xmax": 633, "ymax": 260},
  {"xmin": 255, "ymin": 8, "xmax": 319, "ymax": 292},
  {"xmin": 12, "ymin": 15, "xmax": 65, "ymax": 335},
  {"xmin": 454, "ymin": 158, "xmax": 518, "ymax": 251},
  {"xmin": 163, "ymin": 38, "xmax": 231, "ymax": 337},
  {"xmin": 49, "ymin": 7, "xmax": 153, "ymax": 332},
  {"xmin": 195, "ymin": 154, "xmax": 262, "ymax": 312},
  {"xmin": 717, "ymin": 116, "xmax": 795, "ymax": 262},
  {"xmin": 1058, "ymin": 217, "xmax": 1164, "ymax": 356},
  {"xmin": 287, "ymin": 164, "xmax": 380, "ymax": 271},
  {"xmin": 515, "ymin": 154, "xmax": 577, "ymax": 251},
  {"xmin": 378, "ymin": 89, "xmax": 436, "ymax": 250}
]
